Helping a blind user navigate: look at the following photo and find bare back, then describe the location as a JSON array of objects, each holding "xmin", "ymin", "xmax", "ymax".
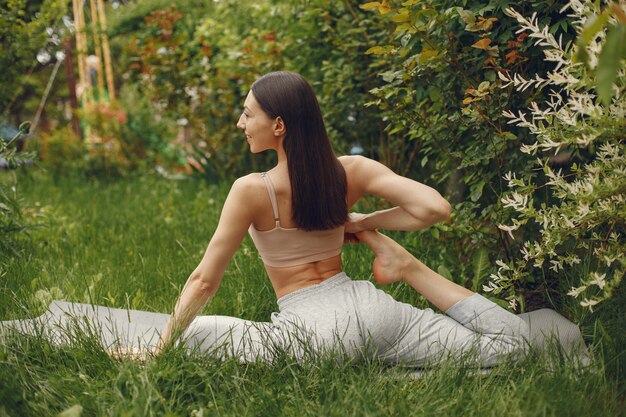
[{"xmin": 246, "ymin": 157, "xmax": 363, "ymax": 297}]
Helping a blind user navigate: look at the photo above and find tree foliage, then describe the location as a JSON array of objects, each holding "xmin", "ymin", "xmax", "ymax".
[
  {"xmin": 0, "ymin": 122, "xmax": 35, "ymax": 255},
  {"xmin": 0, "ymin": 0, "xmax": 66, "ymax": 114}
]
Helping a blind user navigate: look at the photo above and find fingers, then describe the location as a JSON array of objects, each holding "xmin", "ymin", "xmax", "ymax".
[
  {"xmin": 343, "ymin": 232, "xmax": 360, "ymax": 244},
  {"xmin": 109, "ymin": 347, "xmax": 151, "ymax": 363}
]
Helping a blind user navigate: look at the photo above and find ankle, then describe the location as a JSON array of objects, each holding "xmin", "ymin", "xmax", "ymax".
[{"xmin": 400, "ymin": 256, "xmax": 419, "ymax": 283}]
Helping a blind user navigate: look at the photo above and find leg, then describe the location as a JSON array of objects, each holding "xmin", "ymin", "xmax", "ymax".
[
  {"xmin": 356, "ymin": 230, "xmax": 529, "ymax": 366},
  {"xmin": 356, "ymin": 230, "xmax": 473, "ymax": 311},
  {"xmin": 183, "ymin": 315, "xmax": 281, "ymax": 363}
]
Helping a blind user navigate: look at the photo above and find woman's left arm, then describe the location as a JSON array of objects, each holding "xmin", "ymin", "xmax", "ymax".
[
  {"xmin": 155, "ymin": 177, "xmax": 255, "ymax": 353},
  {"xmin": 346, "ymin": 206, "xmax": 445, "ymax": 233},
  {"xmin": 344, "ymin": 156, "xmax": 451, "ymax": 233}
]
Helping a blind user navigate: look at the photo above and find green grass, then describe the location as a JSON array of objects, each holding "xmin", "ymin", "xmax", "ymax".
[{"xmin": 1, "ymin": 170, "xmax": 624, "ymax": 417}]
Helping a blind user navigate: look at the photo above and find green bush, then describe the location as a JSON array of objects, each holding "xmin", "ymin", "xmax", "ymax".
[
  {"xmin": 485, "ymin": 5, "xmax": 626, "ymax": 311},
  {"xmin": 118, "ymin": 83, "xmax": 180, "ymax": 171},
  {"xmin": 33, "ymin": 125, "xmax": 84, "ymax": 176},
  {"xmin": 0, "ymin": 123, "xmax": 36, "ymax": 255}
]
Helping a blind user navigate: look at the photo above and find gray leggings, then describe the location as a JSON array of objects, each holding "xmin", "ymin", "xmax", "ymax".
[{"xmin": 184, "ymin": 272, "xmax": 530, "ymax": 366}]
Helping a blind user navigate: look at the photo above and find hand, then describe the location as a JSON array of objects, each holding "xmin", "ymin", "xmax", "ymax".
[
  {"xmin": 344, "ymin": 232, "xmax": 360, "ymax": 244},
  {"xmin": 344, "ymin": 212, "xmax": 370, "ymax": 234},
  {"xmin": 108, "ymin": 347, "xmax": 156, "ymax": 363}
]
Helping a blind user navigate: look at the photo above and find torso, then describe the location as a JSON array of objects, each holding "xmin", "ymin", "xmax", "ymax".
[{"xmin": 249, "ymin": 156, "xmax": 362, "ymax": 298}]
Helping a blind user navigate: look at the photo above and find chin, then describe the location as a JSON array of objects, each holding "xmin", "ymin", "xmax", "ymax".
[{"xmin": 250, "ymin": 145, "xmax": 271, "ymax": 154}]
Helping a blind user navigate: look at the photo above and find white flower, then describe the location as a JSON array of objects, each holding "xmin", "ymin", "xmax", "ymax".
[
  {"xmin": 589, "ymin": 272, "xmax": 606, "ymax": 290},
  {"xmin": 498, "ymin": 223, "xmax": 520, "ymax": 240},
  {"xmin": 567, "ymin": 285, "xmax": 586, "ymax": 298},
  {"xmin": 603, "ymin": 255, "xmax": 616, "ymax": 266},
  {"xmin": 549, "ymin": 260, "xmax": 563, "ymax": 272},
  {"xmin": 495, "ymin": 259, "xmax": 511, "ymax": 271},
  {"xmin": 580, "ymin": 298, "xmax": 599, "ymax": 310}
]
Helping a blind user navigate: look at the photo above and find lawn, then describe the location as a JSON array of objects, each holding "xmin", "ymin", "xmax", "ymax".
[{"xmin": 0, "ymin": 170, "xmax": 624, "ymax": 417}]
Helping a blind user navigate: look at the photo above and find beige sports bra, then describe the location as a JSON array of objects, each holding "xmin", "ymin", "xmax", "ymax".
[{"xmin": 248, "ymin": 172, "xmax": 344, "ymax": 268}]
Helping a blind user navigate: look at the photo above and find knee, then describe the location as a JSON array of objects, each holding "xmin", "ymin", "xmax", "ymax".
[{"xmin": 507, "ymin": 318, "xmax": 531, "ymax": 358}]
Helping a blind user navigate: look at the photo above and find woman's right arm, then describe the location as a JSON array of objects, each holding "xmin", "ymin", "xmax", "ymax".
[
  {"xmin": 155, "ymin": 176, "xmax": 256, "ymax": 352},
  {"xmin": 344, "ymin": 155, "xmax": 450, "ymax": 232}
]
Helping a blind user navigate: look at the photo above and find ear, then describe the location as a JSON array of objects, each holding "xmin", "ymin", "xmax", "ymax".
[{"xmin": 273, "ymin": 116, "xmax": 286, "ymax": 137}]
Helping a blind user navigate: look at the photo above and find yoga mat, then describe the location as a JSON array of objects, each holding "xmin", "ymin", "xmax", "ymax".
[{"xmin": 0, "ymin": 301, "xmax": 590, "ymax": 364}]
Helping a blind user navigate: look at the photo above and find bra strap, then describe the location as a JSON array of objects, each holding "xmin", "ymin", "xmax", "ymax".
[{"xmin": 261, "ymin": 172, "xmax": 281, "ymax": 227}]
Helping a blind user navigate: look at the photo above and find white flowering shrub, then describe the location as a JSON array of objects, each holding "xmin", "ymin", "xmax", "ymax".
[{"xmin": 483, "ymin": 1, "xmax": 626, "ymax": 311}]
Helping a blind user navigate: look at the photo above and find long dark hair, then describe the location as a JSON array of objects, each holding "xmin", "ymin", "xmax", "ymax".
[{"xmin": 251, "ymin": 71, "xmax": 347, "ymax": 231}]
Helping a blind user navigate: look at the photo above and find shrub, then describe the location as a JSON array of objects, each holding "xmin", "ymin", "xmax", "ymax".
[
  {"xmin": 484, "ymin": 3, "xmax": 626, "ymax": 310},
  {"xmin": 0, "ymin": 122, "xmax": 35, "ymax": 255},
  {"xmin": 34, "ymin": 125, "xmax": 84, "ymax": 176},
  {"xmin": 118, "ymin": 83, "xmax": 180, "ymax": 171}
]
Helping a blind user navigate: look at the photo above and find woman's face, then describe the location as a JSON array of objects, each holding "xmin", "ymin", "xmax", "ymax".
[{"xmin": 237, "ymin": 91, "xmax": 281, "ymax": 153}]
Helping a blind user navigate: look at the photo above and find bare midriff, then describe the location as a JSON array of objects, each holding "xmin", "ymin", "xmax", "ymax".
[{"xmin": 265, "ymin": 253, "xmax": 343, "ymax": 299}]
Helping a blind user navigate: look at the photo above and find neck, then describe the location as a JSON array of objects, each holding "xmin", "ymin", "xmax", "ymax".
[{"xmin": 276, "ymin": 141, "xmax": 288, "ymax": 166}]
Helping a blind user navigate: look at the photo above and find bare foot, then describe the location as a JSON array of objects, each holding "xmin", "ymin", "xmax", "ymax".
[{"xmin": 355, "ymin": 230, "xmax": 415, "ymax": 285}]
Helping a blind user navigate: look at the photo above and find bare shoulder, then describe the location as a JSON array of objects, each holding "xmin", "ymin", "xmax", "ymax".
[
  {"xmin": 232, "ymin": 172, "xmax": 261, "ymax": 189},
  {"xmin": 228, "ymin": 173, "xmax": 266, "ymax": 204}
]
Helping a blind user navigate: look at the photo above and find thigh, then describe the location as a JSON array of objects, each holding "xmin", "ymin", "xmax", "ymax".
[
  {"xmin": 370, "ymin": 297, "xmax": 475, "ymax": 366},
  {"xmin": 381, "ymin": 297, "xmax": 528, "ymax": 367},
  {"xmin": 183, "ymin": 315, "xmax": 279, "ymax": 362},
  {"xmin": 350, "ymin": 280, "xmax": 451, "ymax": 356},
  {"xmin": 395, "ymin": 309, "xmax": 478, "ymax": 366}
]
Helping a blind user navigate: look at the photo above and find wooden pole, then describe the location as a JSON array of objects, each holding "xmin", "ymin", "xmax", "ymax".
[
  {"xmin": 97, "ymin": 0, "xmax": 116, "ymax": 103},
  {"xmin": 71, "ymin": 0, "xmax": 84, "ymax": 102},
  {"xmin": 89, "ymin": 0, "xmax": 105, "ymax": 98},
  {"xmin": 64, "ymin": 38, "xmax": 82, "ymax": 139},
  {"xmin": 77, "ymin": 0, "xmax": 92, "ymax": 106},
  {"xmin": 74, "ymin": 0, "xmax": 93, "ymax": 142}
]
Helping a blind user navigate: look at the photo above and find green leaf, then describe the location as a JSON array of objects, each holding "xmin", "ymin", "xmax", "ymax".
[
  {"xmin": 418, "ymin": 48, "xmax": 439, "ymax": 63},
  {"xmin": 391, "ymin": 9, "xmax": 410, "ymax": 23},
  {"xmin": 437, "ymin": 264, "xmax": 453, "ymax": 280},
  {"xmin": 458, "ymin": 9, "xmax": 475, "ymax": 26},
  {"xmin": 360, "ymin": 2, "xmax": 381, "ymax": 10},
  {"xmin": 395, "ymin": 23, "xmax": 413, "ymax": 34},
  {"xmin": 469, "ymin": 180, "xmax": 485, "ymax": 202},
  {"xmin": 365, "ymin": 45, "xmax": 394, "ymax": 55},
  {"xmin": 597, "ymin": 24, "xmax": 626, "ymax": 104},
  {"xmin": 575, "ymin": 11, "xmax": 609, "ymax": 64},
  {"xmin": 471, "ymin": 247, "xmax": 490, "ymax": 291},
  {"xmin": 579, "ymin": 12, "xmax": 609, "ymax": 46}
]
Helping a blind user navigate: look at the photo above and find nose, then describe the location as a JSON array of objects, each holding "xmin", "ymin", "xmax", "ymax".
[{"xmin": 236, "ymin": 114, "xmax": 245, "ymax": 130}]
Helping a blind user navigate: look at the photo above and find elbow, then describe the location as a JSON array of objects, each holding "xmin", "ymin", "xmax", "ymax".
[
  {"xmin": 431, "ymin": 198, "xmax": 452, "ymax": 223},
  {"xmin": 189, "ymin": 271, "xmax": 219, "ymax": 296},
  {"xmin": 441, "ymin": 199, "xmax": 452, "ymax": 221}
]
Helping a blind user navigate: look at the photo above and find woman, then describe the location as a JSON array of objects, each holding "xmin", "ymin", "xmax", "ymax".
[{"xmin": 154, "ymin": 71, "xmax": 529, "ymax": 366}]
